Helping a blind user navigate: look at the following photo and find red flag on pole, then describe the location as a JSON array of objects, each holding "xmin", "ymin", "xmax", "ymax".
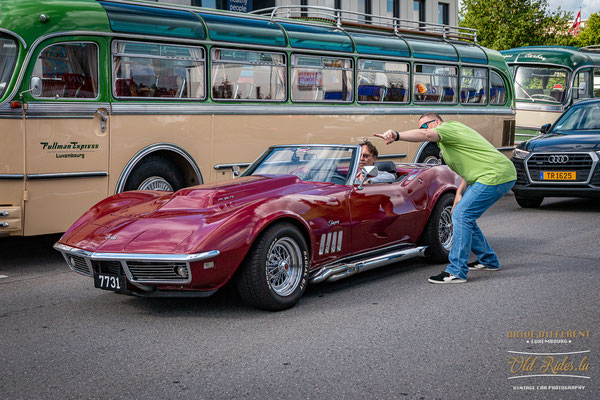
[{"xmin": 568, "ymin": 10, "xmax": 582, "ymax": 36}]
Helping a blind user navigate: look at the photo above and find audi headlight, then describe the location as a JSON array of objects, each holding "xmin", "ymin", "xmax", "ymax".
[{"xmin": 513, "ymin": 148, "xmax": 530, "ymax": 160}]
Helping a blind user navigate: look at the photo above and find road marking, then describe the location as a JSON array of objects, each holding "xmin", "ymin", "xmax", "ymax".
[{"xmin": 0, "ymin": 275, "xmax": 8, "ymax": 279}]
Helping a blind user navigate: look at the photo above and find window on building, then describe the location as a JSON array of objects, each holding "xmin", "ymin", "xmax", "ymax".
[
  {"xmin": 211, "ymin": 48, "xmax": 285, "ymax": 101},
  {"xmin": 413, "ymin": 0, "xmax": 425, "ymax": 22},
  {"xmin": 32, "ymin": 42, "xmax": 99, "ymax": 99},
  {"xmin": 438, "ymin": 2, "xmax": 449, "ymax": 25},
  {"xmin": 291, "ymin": 55, "xmax": 353, "ymax": 102},
  {"xmin": 112, "ymin": 41, "xmax": 205, "ymax": 99},
  {"xmin": 358, "ymin": 0, "xmax": 373, "ymax": 23}
]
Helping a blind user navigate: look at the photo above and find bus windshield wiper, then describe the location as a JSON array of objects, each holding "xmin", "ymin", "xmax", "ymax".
[{"xmin": 514, "ymin": 80, "xmax": 536, "ymax": 102}]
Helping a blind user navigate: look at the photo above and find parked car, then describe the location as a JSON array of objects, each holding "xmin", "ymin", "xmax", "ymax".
[
  {"xmin": 512, "ymin": 99, "xmax": 600, "ymax": 208},
  {"xmin": 54, "ymin": 144, "xmax": 459, "ymax": 310}
]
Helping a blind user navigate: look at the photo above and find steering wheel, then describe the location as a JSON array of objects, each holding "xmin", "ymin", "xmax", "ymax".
[{"xmin": 531, "ymin": 93, "xmax": 557, "ymax": 101}]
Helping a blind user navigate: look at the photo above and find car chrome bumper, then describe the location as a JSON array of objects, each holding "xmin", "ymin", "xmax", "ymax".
[{"xmin": 54, "ymin": 242, "xmax": 219, "ymax": 286}]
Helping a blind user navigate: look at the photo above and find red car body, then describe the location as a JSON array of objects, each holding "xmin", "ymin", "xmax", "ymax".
[{"xmin": 55, "ymin": 145, "xmax": 459, "ymax": 309}]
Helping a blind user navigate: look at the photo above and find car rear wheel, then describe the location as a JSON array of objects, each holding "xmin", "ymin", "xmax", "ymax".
[
  {"xmin": 515, "ymin": 194, "xmax": 543, "ymax": 208},
  {"xmin": 419, "ymin": 192, "xmax": 454, "ymax": 263},
  {"xmin": 236, "ymin": 223, "xmax": 309, "ymax": 311}
]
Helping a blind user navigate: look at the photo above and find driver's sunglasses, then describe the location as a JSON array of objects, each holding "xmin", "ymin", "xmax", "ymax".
[{"xmin": 419, "ymin": 119, "xmax": 436, "ymax": 129}]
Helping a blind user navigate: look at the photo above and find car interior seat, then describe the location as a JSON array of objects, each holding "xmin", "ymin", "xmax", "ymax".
[{"xmin": 374, "ymin": 161, "xmax": 398, "ymax": 182}]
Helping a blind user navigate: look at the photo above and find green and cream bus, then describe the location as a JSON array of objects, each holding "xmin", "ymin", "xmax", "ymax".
[
  {"xmin": 501, "ymin": 46, "xmax": 600, "ymax": 141},
  {"xmin": 0, "ymin": 0, "xmax": 515, "ymax": 236}
]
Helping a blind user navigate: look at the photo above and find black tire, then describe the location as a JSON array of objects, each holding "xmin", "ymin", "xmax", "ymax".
[
  {"xmin": 417, "ymin": 144, "xmax": 443, "ymax": 165},
  {"xmin": 515, "ymin": 194, "xmax": 543, "ymax": 208},
  {"xmin": 124, "ymin": 155, "xmax": 184, "ymax": 192},
  {"xmin": 236, "ymin": 223, "xmax": 309, "ymax": 311},
  {"xmin": 419, "ymin": 192, "xmax": 454, "ymax": 263}
]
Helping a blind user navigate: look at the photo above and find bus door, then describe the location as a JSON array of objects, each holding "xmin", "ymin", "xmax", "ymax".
[{"xmin": 23, "ymin": 38, "xmax": 110, "ymax": 235}]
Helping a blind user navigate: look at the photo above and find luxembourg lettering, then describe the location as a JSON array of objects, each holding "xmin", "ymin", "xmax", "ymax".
[{"xmin": 40, "ymin": 141, "xmax": 99, "ymax": 160}]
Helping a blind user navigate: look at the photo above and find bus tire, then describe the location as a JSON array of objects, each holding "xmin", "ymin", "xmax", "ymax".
[
  {"xmin": 124, "ymin": 155, "xmax": 184, "ymax": 192},
  {"xmin": 417, "ymin": 144, "xmax": 443, "ymax": 165},
  {"xmin": 514, "ymin": 194, "xmax": 543, "ymax": 208}
]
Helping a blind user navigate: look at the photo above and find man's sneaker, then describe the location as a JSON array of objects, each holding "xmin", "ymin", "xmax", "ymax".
[
  {"xmin": 428, "ymin": 271, "xmax": 466, "ymax": 284},
  {"xmin": 467, "ymin": 260, "xmax": 500, "ymax": 271}
]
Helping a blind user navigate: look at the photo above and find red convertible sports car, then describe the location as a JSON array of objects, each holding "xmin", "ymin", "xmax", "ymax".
[{"xmin": 55, "ymin": 144, "xmax": 459, "ymax": 310}]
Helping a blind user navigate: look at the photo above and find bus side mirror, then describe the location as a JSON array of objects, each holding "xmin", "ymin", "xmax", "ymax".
[
  {"xmin": 20, "ymin": 76, "xmax": 42, "ymax": 99},
  {"xmin": 539, "ymin": 123, "xmax": 552, "ymax": 134}
]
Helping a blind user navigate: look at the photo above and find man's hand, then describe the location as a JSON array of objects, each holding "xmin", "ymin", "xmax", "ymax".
[{"xmin": 373, "ymin": 130, "xmax": 398, "ymax": 145}]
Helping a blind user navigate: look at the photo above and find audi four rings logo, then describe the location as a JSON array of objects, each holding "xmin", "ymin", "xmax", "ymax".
[{"xmin": 548, "ymin": 155, "xmax": 569, "ymax": 163}]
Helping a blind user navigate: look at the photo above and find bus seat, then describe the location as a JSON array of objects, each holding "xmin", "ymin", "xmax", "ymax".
[
  {"xmin": 387, "ymin": 87, "xmax": 407, "ymax": 101},
  {"xmin": 441, "ymin": 87, "xmax": 455, "ymax": 102},
  {"xmin": 62, "ymin": 73, "xmax": 85, "ymax": 97},
  {"xmin": 550, "ymin": 90, "xmax": 564, "ymax": 102},
  {"xmin": 115, "ymin": 78, "xmax": 132, "ymax": 96},
  {"xmin": 323, "ymin": 91, "xmax": 343, "ymax": 100},
  {"xmin": 157, "ymin": 76, "xmax": 179, "ymax": 97},
  {"xmin": 358, "ymin": 85, "xmax": 382, "ymax": 100},
  {"xmin": 41, "ymin": 77, "xmax": 65, "ymax": 97}
]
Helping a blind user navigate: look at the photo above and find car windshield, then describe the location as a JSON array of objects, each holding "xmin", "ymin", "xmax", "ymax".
[
  {"xmin": 553, "ymin": 102, "xmax": 600, "ymax": 132},
  {"xmin": 243, "ymin": 145, "xmax": 358, "ymax": 185},
  {"xmin": 0, "ymin": 36, "xmax": 18, "ymax": 98},
  {"xmin": 514, "ymin": 66, "xmax": 569, "ymax": 104}
]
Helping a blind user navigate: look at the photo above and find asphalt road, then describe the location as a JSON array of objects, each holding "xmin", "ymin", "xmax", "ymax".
[{"xmin": 1, "ymin": 194, "xmax": 598, "ymax": 400}]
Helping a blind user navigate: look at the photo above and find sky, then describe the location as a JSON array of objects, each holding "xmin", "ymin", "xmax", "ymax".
[{"xmin": 546, "ymin": 0, "xmax": 599, "ymax": 20}]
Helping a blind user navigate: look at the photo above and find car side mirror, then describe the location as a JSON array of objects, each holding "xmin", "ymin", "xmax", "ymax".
[
  {"xmin": 539, "ymin": 123, "xmax": 552, "ymax": 134},
  {"xmin": 356, "ymin": 165, "xmax": 379, "ymax": 190}
]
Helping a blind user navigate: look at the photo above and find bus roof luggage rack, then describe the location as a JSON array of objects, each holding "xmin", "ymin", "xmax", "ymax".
[
  {"xmin": 251, "ymin": 5, "xmax": 477, "ymax": 43},
  {"xmin": 580, "ymin": 45, "xmax": 600, "ymax": 53}
]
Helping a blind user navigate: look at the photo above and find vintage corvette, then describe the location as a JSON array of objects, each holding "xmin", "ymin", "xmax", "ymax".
[{"xmin": 54, "ymin": 144, "xmax": 459, "ymax": 310}]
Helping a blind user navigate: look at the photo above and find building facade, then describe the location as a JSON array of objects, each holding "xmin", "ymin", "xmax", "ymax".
[{"xmin": 153, "ymin": 0, "xmax": 459, "ymax": 27}]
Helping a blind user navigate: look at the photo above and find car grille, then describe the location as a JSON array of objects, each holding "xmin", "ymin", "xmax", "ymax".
[
  {"xmin": 513, "ymin": 160, "xmax": 528, "ymax": 184},
  {"xmin": 68, "ymin": 255, "xmax": 92, "ymax": 276},
  {"xmin": 94, "ymin": 260, "xmax": 123, "ymax": 275},
  {"xmin": 527, "ymin": 153, "xmax": 594, "ymax": 183},
  {"xmin": 126, "ymin": 261, "xmax": 189, "ymax": 282}
]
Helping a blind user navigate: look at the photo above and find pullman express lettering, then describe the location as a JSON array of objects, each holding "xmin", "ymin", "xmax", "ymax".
[{"xmin": 40, "ymin": 141, "xmax": 99, "ymax": 151}]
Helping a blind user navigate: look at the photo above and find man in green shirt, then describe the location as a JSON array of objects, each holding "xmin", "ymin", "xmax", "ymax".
[{"xmin": 374, "ymin": 113, "xmax": 516, "ymax": 284}]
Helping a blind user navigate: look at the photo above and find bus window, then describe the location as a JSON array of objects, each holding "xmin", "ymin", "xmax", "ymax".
[
  {"xmin": 513, "ymin": 66, "xmax": 568, "ymax": 103},
  {"xmin": 461, "ymin": 67, "xmax": 487, "ymax": 105},
  {"xmin": 0, "ymin": 36, "xmax": 18, "ymax": 98},
  {"xmin": 32, "ymin": 42, "xmax": 98, "ymax": 99},
  {"xmin": 594, "ymin": 68, "xmax": 600, "ymax": 97},
  {"xmin": 414, "ymin": 64, "xmax": 457, "ymax": 103},
  {"xmin": 291, "ymin": 55, "xmax": 353, "ymax": 102},
  {"xmin": 573, "ymin": 68, "xmax": 592, "ymax": 100},
  {"xmin": 113, "ymin": 41, "xmax": 205, "ymax": 99},
  {"xmin": 211, "ymin": 48, "xmax": 285, "ymax": 101},
  {"xmin": 490, "ymin": 71, "xmax": 507, "ymax": 105},
  {"xmin": 357, "ymin": 60, "xmax": 409, "ymax": 103}
]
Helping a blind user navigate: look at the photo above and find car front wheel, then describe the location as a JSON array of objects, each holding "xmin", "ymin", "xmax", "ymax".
[
  {"xmin": 515, "ymin": 194, "xmax": 543, "ymax": 208},
  {"xmin": 236, "ymin": 223, "xmax": 309, "ymax": 311}
]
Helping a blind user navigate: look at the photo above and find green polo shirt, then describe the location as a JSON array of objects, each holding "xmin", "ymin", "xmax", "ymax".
[{"xmin": 434, "ymin": 121, "xmax": 516, "ymax": 185}]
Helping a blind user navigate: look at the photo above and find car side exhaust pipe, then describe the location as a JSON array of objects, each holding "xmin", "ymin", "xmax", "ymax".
[{"xmin": 310, "ymin": 246, "xmax": 427, "ymax": 283}]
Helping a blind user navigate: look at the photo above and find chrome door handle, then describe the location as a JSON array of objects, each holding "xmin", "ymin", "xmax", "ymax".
[{"xmin": 96, "ymin": 109, "xmax": 108, "ymax": 133}]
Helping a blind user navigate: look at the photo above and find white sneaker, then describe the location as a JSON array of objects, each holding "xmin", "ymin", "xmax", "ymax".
[{"xmin": 428, "ymin": 271, "xmax": 467, "ymax": 284}]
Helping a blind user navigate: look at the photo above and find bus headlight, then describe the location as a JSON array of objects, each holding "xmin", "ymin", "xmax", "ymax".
[{"xmin": 513, "ymin": 148, "xmax": 530, "ymax": 160}]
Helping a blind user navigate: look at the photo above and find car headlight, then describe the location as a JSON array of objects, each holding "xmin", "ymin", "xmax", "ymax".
[{"xmin": 513, "ymin": 148, "xmax": 530, "ymax": 160}]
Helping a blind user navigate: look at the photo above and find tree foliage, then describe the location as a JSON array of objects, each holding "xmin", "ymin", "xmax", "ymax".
[
  {"xmin": 459, "ymin": 0, "xmax": 573, "ymax": 51},
  {"xmin": 575, "ymin": 13, "xmax": 600, "ymax": 47}
]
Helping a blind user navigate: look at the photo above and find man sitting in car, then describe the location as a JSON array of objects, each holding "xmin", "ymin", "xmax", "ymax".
[{"xmin": 355, "ymin": 140, "xmax": 395, "ymax": 184}]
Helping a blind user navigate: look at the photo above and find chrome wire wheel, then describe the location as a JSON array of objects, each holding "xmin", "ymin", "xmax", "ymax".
[
  {"xmin": 439, "ymin": 205, "xmax": 453, "ymax": 251},
  {"xmin": 266, "ymin": 237, "xmax": 303, "ymax": 297},
  {"xmin": 137, "ymin": 176, "xmax": 174, "ymax": 191}
]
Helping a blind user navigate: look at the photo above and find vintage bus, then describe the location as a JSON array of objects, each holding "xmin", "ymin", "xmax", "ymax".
[
  {"xmin": 0, "ymin": 0, "xmax": 514, "ymax": 237},
  {"xmin": 501, "ymin": 46, "xmax": 600, "ymax": 141}
]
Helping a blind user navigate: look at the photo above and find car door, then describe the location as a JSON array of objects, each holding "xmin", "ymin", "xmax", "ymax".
[
  {"xmin": 349, "ymin": 177, "xmax": 429, "ymax": 253},
  {"xmin": 23, "ymin": 37, "xmax": 110, "ymax": 235}
]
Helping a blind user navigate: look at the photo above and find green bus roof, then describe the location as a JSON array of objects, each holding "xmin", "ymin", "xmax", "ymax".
[{"xmin": 500, "ymin": 46, "xmax": 600, "ymax": 69}]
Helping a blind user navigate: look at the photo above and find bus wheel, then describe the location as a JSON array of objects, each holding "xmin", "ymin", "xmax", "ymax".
[
  {"xmin": 124, "ymin": 155, "xmax": 184, "ymax": 192},
  {"xmin": 417, "ymin": 145, "xmax": 442, "ymax": 165},
  {"xmin": 514, "ymin": 194, "xmax": 543, "ymax": 208}
]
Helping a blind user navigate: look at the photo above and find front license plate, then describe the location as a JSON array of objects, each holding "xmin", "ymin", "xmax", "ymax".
[
  {"xmin": 540, "ymin": 171, "xmax": 576, "ymax": 180},
  {"xmin": 94, "ymin": 273, "xmax": 126, "ymax": 291}
]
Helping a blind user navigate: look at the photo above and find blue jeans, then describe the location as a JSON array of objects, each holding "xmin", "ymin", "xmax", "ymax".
[{"xmin": 446, "ymin": 180, "xmax": 515, "ymax": 280}]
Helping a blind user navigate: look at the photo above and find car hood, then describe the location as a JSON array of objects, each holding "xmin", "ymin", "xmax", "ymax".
[
  {"xmin": 521, "ymin": 132, "xmax": 600, "ymax": 152},
  {"xmin": 61, "ymin": 175, "xmax": 327, "ymax": 253}
]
